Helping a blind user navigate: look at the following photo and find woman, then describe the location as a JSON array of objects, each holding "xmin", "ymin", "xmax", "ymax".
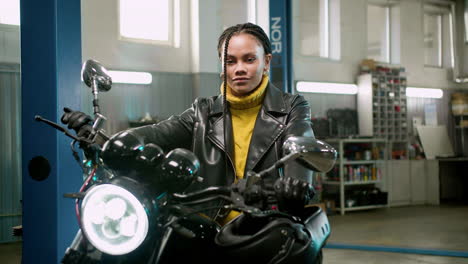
[
  {"xmin": 63, "ymin": 22, "xmax": 319, "ymax": 263},
  {"xmin": 63, "ymin": 22, "xmax": 315, "ymax": 218}
]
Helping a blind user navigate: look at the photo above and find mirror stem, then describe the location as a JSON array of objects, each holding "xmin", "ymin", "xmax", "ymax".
[
  {"xmin": 257, "ymin": 152, "xmax": 295, "ymax": 178},
  {"xmin": 91, "ymin": 77, "xmax": 101, "ymax": 115},
  {"xmin": 246, "ymin": 153, "xmax": 297, "ymax": 186}
]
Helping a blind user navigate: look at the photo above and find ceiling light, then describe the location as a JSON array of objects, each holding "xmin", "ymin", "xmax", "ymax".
[
  {"xmin": 296, "ymin": 81, "xmax": 358, "ymax": 95},
  {"xmin": 406, "ymin": 87, "xmax": 443, "ymax": 99},
  {"xmin": 108, "ymin": 70, "xmax": 152, "ymax": 85}
]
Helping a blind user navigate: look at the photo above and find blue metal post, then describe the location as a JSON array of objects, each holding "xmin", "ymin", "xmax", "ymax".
[
  {"xmin": 21, "ymin": 0, "xmax": 82, "ymax": 263},
  {"xmin": 269, "ymin": 0, "xmax": 293, "ymax": 93}
]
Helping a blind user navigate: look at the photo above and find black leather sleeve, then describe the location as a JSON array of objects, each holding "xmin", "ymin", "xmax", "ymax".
[
  {"xmin": 120, "ymin": 101, "xmax": 198, "ymax": 153},
  {"xmin": 281, "ymin": 94, "xmax": 315, "ymax": 184}
]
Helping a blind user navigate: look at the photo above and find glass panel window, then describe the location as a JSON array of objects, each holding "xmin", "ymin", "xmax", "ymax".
[
  {"xmin": 423, "ymin": 4, "xmax": 453, "ymax": 68},
  {"xmin": 298, "ymin": 0, "xmax": 340, "ymax": 60},
  {"xmin": 299, "ymin": 0, "xmax": 328, "ymax": 57},
  {"xmin": 424, "ymin": 13, "xmax": 442, "ymax": 67},
  {"xmin": 0, "ymin": 0, "xmax": 20, "ymax": 25},
  {"xmin": 367, "ymin": 5, "xmax": 389, "ymax": 63},
  {"xmin": 119, "ymin": 0, "xmax": 176, "ymax": 45}
]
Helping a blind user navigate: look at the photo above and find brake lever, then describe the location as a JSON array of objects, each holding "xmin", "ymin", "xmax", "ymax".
[{"xmin": 35, "ymin": 115, "xmax": 93, "ymax": 144}]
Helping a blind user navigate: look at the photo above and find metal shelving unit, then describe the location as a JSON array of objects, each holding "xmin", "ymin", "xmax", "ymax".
[
  {"xmin": 323, "ymin": 138, "xmax": 388, "ymax": 215},
  {"xmin": 453, "ymin": 114, "xmax": 468, "ymax": 156},
  {"xmin": 358, "ymin": 66, "xmax": 409, "ymax": 159}
]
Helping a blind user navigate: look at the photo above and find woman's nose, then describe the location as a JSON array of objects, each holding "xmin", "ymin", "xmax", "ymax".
[{"xmin": 234, "ymin": 62, "xmax": 247, "ymax": 74}]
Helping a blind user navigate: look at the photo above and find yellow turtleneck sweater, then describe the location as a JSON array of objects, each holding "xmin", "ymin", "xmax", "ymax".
[
  {"xmin": 221, "ymin": 75, "xmax": 268, "ymax": 180},
  {"xmin": 218, "ymin": 75, "xmax": 268, "ymax": 224}
]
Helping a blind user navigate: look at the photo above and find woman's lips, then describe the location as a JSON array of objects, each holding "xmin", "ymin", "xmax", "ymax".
[{"xmin": 233, "ymin": 78, "xmax": 249, "ymax": 82}]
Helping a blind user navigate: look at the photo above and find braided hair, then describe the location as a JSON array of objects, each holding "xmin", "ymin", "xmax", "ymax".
[
  {"xmin": 218, "ymin": 23, "xmax": 272, "ymax": 59},
  {"xmin": 217, "ymin": 23, "xmax": 271, "ymax": 179},
  {"xmin": 218, "ymin": 22, "xmax": 272, "ymax": 117}
]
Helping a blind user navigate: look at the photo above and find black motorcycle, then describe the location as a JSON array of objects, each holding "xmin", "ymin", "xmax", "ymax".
[{"xmin": 35, "ymin": 59, "xmax": 337, "ymax": 264}]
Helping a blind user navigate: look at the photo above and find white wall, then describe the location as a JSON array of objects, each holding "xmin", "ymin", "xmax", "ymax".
[
  {"xmin": 399, "ymin": 0, "xmax": 461, "ymax": 89},
  {"xmin": 81, "ymin": 0, "xmax": 192, "ymax": 73},
  {"xmin": 293, "ymin": 0, "xmax": 467, "ymax": 90},
  {"xmin": 190, "ymin": 0, "xmax": 222, "ymax": 73},
  {"xmin": 80, "ymin": 0, "xmax": 271, "ymax": 75},
  {"xmin": 2, "ymin": 0, "xmax": 468, "ymax": 89},
  {"xmin": 0, "ymin": 24, "xmax": 20, "ymax": 63},
  {"xmin": 293, "ymin": 0, "xmax": 367, "ymax": 84}
]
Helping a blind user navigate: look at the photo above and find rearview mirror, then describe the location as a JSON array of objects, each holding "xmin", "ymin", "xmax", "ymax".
[
  {"xmin": 82, "ymin": 59, "xmax": 112, "ymax": 92},
  {"xmin": 282, "ymin": 136, "xmax": 337, "ymax": 173}
]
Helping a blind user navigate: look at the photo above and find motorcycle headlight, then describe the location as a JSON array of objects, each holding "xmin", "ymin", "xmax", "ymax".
[{"xmin": 81, "ymin": 184, "xmax": 149, "ymax": 255}]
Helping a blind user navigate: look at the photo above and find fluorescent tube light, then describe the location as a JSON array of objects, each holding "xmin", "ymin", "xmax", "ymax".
[
  {"xmin": 108, "ymin": 70, "xmax": 152, "ymax": 85},
  {"xmin": 296, "ymin": 81, "xmax": 358, "ymax": 94},
  {"xmin": 406, "ymin": 87, "xmax": 443, "ymax": 99}
]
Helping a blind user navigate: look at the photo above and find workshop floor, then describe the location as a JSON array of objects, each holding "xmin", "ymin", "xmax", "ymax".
[
  {"xmin": 1, "ymin": 205, "xmax": 467, "ymax": 263},
  {"xmin": 0, "ymin": 241, "xmax": 21, "ymax": 264},
  {"xmin": 324, "ymin": 204, "xmax": 468, "ymax": 263}
]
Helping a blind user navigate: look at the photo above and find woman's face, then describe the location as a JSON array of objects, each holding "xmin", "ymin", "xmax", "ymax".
[{"xmin": 221, "ymin": 33, "xmax": 272, "ymax": 96}]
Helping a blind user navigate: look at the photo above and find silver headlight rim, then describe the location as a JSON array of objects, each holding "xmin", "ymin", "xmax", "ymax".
[{"xmin": 80, "ymin": 183, "xmax": 149, "ymax": 255}]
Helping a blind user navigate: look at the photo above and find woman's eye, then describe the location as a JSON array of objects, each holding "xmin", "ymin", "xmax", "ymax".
[
  {"xmin": 226, "ymin": 60, "xmax": 234, "ymax": 64},
  {"xmin": 247, "ymin": 57, "xmax": 256, "ymax": 62}
]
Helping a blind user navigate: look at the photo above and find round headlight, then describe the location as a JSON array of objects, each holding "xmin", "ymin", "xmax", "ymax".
[{"xmin": 81, "ymin": 184, "xmax": 149, "ymax": 255}]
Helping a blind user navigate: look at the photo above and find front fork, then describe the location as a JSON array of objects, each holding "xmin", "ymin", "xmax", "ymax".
[{"xmin": 61, "ymin": 230, "xmax": 102, "ymax": 264}]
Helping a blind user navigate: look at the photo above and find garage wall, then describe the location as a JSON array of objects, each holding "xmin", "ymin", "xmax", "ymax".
[
  {"xmin": 0, "ymin": 64, "xmax": 22, "ymax": 243},
  {"xmin": 81, "ymin": 0, "xmax": 192, "ymax": 73},
  {"xmin": 293, "ymin": 0, "xmax": 467, "ymax": 90},
  {"xmin": 80, "ymin": 0, "xmax": 224, "ymax": 132},
  {"xmin": 81, "ymin": 72, "xmax": 194, "ymax": 134},
  {"xmin": 0, "ymin": 24, "xmax": 20, "ymax": 63},
  {"xmin": 2, "ymin": 1, "xmax": 468, "ymax": 87}
]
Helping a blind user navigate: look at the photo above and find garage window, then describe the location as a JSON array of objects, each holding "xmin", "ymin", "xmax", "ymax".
[
  {"xmin": 298, "ymin": 0, "xmax": 341, "ymax": 60},
  {"xmin": 423, "ymin": 4, "xmax": 453, "ymax": 68},
  {"xmin": 118, "ymin": 0, "xmax": 180, "ymax": 47},
  {"xmin": 367, "ymin": 1, "xmax": 400, "ymax": 64},
  {"xmin": 0, "ymin": 0, "xmax": 20, "ymax": 26}
]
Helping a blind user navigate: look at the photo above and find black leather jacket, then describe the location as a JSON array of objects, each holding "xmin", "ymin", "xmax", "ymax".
[{"xmin": 122, "ymin": 83, "xmax": 315, "ymax": 193}]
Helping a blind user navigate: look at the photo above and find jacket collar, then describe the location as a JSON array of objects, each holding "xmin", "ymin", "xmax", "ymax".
[
  {"xmin": 208, "ymin": 82, "xmax": 289, "ymax": 174},
  {"xmin": 209, "ymin": 82, "xmax": 287, "ymax": 117}
]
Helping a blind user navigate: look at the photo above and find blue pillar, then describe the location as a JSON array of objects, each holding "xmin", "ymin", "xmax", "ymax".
[
  {"xmin": 21, "ymin": 0, "xmax": 82, "ymax": 263},
  {"xmin": 269, "ymin": 0, "xmax": 293, "ymax": 93}
]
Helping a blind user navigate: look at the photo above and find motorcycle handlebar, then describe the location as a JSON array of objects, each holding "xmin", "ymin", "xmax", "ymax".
[
  {"xmin": 35, "ymin": 115, "xmax": 93, "ymax": 144},
  {"xmin": 171, "ymin": 186, "xmax": 231, "ymax": 203}
]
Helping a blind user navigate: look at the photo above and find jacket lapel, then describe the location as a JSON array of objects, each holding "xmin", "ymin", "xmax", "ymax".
[
  {"xmin": 244, "ymin": 84, "xmax": 288, "ymax": 173},
  {"xmin": 207, "ymin": 95, "xmax": 234, "ymax": 162}
]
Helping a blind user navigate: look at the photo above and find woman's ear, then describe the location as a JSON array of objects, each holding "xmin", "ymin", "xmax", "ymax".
[{"xmin": 264, "ymin": 54, "xmax": 272, "ymax": 73}]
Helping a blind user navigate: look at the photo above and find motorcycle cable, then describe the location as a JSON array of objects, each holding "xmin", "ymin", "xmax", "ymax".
[
  {"xmin": 75, "ymin": 167, "xmax": 97, "ymax": 228},
  {"xmin": 170, "ymin": 194, "xmax": 232, "ymax": 207},
  {"xmin": 162, "ymin": 204, "xmax": 233, "ymax": 229},
  {"xmin": 70, "ymin": 140, "xmax": 86, "ymax": 172}
]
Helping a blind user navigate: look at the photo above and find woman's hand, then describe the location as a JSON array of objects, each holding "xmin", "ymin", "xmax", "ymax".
[
  {"xmin": 274, "ymin": 176, "xmax": 314, "ymax": 215},
  {"xmin": 61, "ymin": 107, "xmax": 93, "ymax": 137}
]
